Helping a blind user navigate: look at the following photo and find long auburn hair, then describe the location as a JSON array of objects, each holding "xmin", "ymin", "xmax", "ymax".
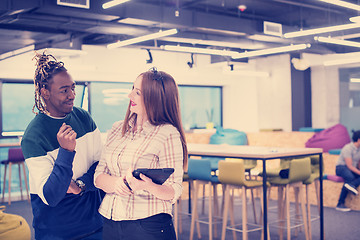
[{"xmin": 122, "ymin": 68, "xmax": 188, "ymax": 168}]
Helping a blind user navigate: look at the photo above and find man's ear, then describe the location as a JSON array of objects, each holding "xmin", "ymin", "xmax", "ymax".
[{"xmin": 40, "ymin": 88, "xmax": 50, "ymax": 100}]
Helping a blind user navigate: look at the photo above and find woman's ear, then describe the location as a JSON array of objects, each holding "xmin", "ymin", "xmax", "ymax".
[{"xmin": 40, "ymin": 87, "xmax": 50, "ymax": 100}]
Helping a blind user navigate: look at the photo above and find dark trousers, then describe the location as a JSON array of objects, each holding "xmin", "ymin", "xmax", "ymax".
[
  {"xmin": 336, "ymin": 165, "xmax": 360, "ymax": 204},
  {"xmin": 103, "ymin": 213, "xmax": 176, "ymax": 240}
]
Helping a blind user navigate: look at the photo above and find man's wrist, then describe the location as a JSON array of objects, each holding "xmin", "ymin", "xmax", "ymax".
[{"xmin": 75, "ymin": 179, "xmax": 86, "ymax": 195}]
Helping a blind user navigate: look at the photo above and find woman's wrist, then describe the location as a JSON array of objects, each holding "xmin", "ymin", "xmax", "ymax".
[{"xmin": 123, "ymin": 176, "xmax": 133, "ymax": 192}]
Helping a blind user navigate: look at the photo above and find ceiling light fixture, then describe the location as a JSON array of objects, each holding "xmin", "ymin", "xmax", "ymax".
[
  {"xmin": 324, "ymin": 57, "xmax": 360, "ymax": 66},
  {"xmin": 161, "ymin": 37, "xmax": 266, "ymax": 49},
  {"xmin": 318, "ymin": 0, "xmax": 360, "ymax": 11},
  {"xmin": 284, "ymin": 23, "xmax": 360, "ymax": 38},
  {"xmin": 162, "ymin": 45, "xmax": 239, "ymax": 56},
  {"xmin": 349, "ymin": 16, "xmax": 360, "ymax": 23},
  {"xmin": 0, "ymin": 44, "xmax": 35, "ymax": 60},
  {"xmin": 103, "ymin": 0, "xmax": 131, "ymax": 9},
  {"xmin": 232, "ymin": 44, "xmax": 310, "ymax": 59},
  {"xmin": 315, "ymin": 36, "xmax": 360, "ymax": 48},
  {"xmin": 107, "ymin": 29, "xmax": 178, "ymax": 49},
  {"xmin": 350, "ymin": 78, "xmax": 360, "ymax": 83}
]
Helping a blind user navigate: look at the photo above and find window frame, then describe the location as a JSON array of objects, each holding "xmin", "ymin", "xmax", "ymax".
[{"xmin": 0, "ymin": 79, "xmax": 87, "ymax": 139}]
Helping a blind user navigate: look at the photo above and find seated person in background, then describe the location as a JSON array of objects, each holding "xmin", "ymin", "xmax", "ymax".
[{"xmin": 335, "ymin": 130, "xmax": 360, "ymax": 212}]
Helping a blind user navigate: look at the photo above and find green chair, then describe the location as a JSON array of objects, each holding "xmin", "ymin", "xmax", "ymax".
[
  {"xmin": 225, "ymin": 158, "xmax": 259, "ymax": 224},
  {"xmin": 218, "ymin": 160, "xmax": 270, "ymax": 240},
  {"xmin": 268, "ymin": 157, "xmax": 311, "ymax": 240}
]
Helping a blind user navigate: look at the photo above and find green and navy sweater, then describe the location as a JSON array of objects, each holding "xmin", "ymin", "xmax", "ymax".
[{"xmin": 21, "ymin": 107, "xmax": 103, "ymax": 240}]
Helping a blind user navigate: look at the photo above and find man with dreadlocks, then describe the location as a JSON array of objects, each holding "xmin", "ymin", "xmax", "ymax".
[{"xmin": 21, "ymin": 52, "xmax": 103, "ymax": 239}]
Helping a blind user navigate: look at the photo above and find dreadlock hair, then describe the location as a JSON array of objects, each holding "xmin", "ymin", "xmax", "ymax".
[{"xmin": 32, "ymin": 51, "xmax": 67, "ymax": 114}]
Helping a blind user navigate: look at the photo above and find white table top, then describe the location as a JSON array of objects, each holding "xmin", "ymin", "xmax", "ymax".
[
  {"xmin": 0, "ymin": 142, "xmax": 20, "ymax": 148},
  {"xmin": 188, "ymin": 143, "xmax": 323, "ymax": 159}
]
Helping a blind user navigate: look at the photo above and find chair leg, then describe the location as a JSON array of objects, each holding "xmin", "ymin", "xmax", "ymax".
[
  {"xmin": 190, "ymin": 180, "xmax": 201, "ymax": 237},
  {"xmin": 178, "ymin": 198, "xmax": 183, "ymax": 234},
  {"xmin": 208, "ymin": 182, "xmax": 213, "ymax": 240},
  {"xmin": 18, "ymin": 163, "xmax": 23, "ymax": 201},
  {"xmin": 300, "ymin": 185, "xmax": 309, "ymax": 240},
  {"xmin": 306, "ymin": 185, "xmax": 312, "ymax": 240},
  {"xmin": 242, "ymin": 186, "xmax": 248, "ymax": 240},
  {"xmin": 174, "ymin": 200, "xmax": 178, "ymax": 237},
  {"xmin": 228, "ymin": 187, "xmax": 236, "ymax": 240},
  {"xmin": 2, "ymin": 164, "xmax": 7, "ymax": 203},
  {"xmin": 250, "ymin": 188, "xmax": 257, "ymax": 224},
  {"xmin": 21, "ymin": 162, "xmax": 30, "ymax": 202},
  {"xmin": 221, "ymin": 184, "xmax": 226, "ymax": 213},
  {"xmin": 8, "ymin": 162, "xmax": 12, "ymax": 205},
  {"xmin": 221, "ymin": 185, "xmax": 230, "ymax": 240},
  {"xmin": 213, "ymin": 184, "xmax": 219, "ymax": 238},
  {"xmin": 286, "ymin": 185, "xmax": 291, "ymax": 240},
  {"xmin": 277, "ymin": 187, "xmax": 284, "ymax": 240},
  {"xmin": 294, "ymin": 186, "xmax": 300, "ymax": 236},
  {"xmin": 189, "ymin": 181, "xmax": 199, "ymax": 240},
  {"xmin": 190, "ymin": 181, "xmax": 200, "ymax": 240},
  {"xmin": 202, "ymin": 184, "xmax": 206, "ymax": 214},
  {"xmin": 314, "ymin": 180, "xmax": 320, "ymax": 214}
]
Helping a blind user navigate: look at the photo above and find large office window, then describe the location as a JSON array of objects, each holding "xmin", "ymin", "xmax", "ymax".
[
  {"xmin": 2, "ymin": 83, "xmax": 34, "ymax": 136},
  {"xmin": 1, "ymin": 81, "xmax": 85, "ymax": 137},
  {"xmin": 90, "ymin": 82, "xmax": 222, "ymax": 133},
  {"xmin": 0, "ymin": 81, "xmax": 222, "ymax": 136},
  {"xmin": 179, "ymin": 86, "xmax": 222, "ymax": 130},
  {"xmin": 89, "ymin": 82, "xmax": 133, "ymax": 133}
]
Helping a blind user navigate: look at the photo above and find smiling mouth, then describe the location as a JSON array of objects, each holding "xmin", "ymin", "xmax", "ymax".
[{"xmin": 130, "ymin": 100, "xmax": 136, "ymax": 106}]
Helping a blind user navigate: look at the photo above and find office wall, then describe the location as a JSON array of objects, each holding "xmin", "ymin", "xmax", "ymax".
[
  {"xmin": 311, "ymin": 65, "xmax": 340, "ymax": 128},
  {"xmin": 255, "ymin": 54, "xmax": 292, "ymax": 132},
  {"xmin": 0, "ymin": 46, "xmax": 313, "ymax": 132}
]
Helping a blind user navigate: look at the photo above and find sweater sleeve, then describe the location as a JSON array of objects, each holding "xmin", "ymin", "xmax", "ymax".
[
  {"xmin": 43, "ymin": 147, "xmax": 76, "ymax": 206},
  {"xmin": 23, "ymin": 136, "xmax": 75, "ymax": 206}
]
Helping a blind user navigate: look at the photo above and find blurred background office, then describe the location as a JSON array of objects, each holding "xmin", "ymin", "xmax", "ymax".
[{"xmin": 1, "ymin": 1, "xmax": 360, "ymax": 239}]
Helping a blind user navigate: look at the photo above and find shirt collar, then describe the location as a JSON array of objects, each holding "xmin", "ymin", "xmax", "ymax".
[{"xmin": 128, "ymin": 114, "xmax": 156, "ymax": 135}]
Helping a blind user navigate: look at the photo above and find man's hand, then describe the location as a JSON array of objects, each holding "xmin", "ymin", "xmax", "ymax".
[
  {"xmin": 67, "ymin": 180, "xmax": 81, "ymax": 194},
  {"xmin": 57, "ymin": 123, "xmax": 77, "ymax": 152}
]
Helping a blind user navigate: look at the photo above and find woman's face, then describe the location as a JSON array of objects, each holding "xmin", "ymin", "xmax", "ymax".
[{"xmin": 128, "ymin": 75, "xmax": 147, "ymax": 118}]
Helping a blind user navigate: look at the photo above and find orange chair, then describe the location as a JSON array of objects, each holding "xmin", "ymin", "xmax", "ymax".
[{"xmin": 1, "ymin": 148, "xmax": 29, "ymax": 205}]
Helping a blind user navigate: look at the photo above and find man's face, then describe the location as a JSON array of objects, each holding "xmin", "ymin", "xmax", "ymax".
[{"xmin": 42, "ymin": 71, "xmax": 76, "ymax": 117}]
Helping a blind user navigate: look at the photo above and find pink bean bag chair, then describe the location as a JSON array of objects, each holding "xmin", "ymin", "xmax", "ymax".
[{"xmin": 305, "ymin": 124, "xmax": 350, "ymax": 152}]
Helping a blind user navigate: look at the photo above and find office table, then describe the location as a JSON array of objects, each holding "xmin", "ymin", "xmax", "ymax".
[
  {"xmin": 188, "ymin": 143, "xmax": 323, "ymax": 240},
  {"xmin": 0, "ymin": 142, "xmax": 20, "ymax": 148}
]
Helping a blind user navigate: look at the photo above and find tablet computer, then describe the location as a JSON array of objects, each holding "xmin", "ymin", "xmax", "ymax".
[{"xmin": 132, "ymin": 168, "xmax": 174, "ymax": 185}]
